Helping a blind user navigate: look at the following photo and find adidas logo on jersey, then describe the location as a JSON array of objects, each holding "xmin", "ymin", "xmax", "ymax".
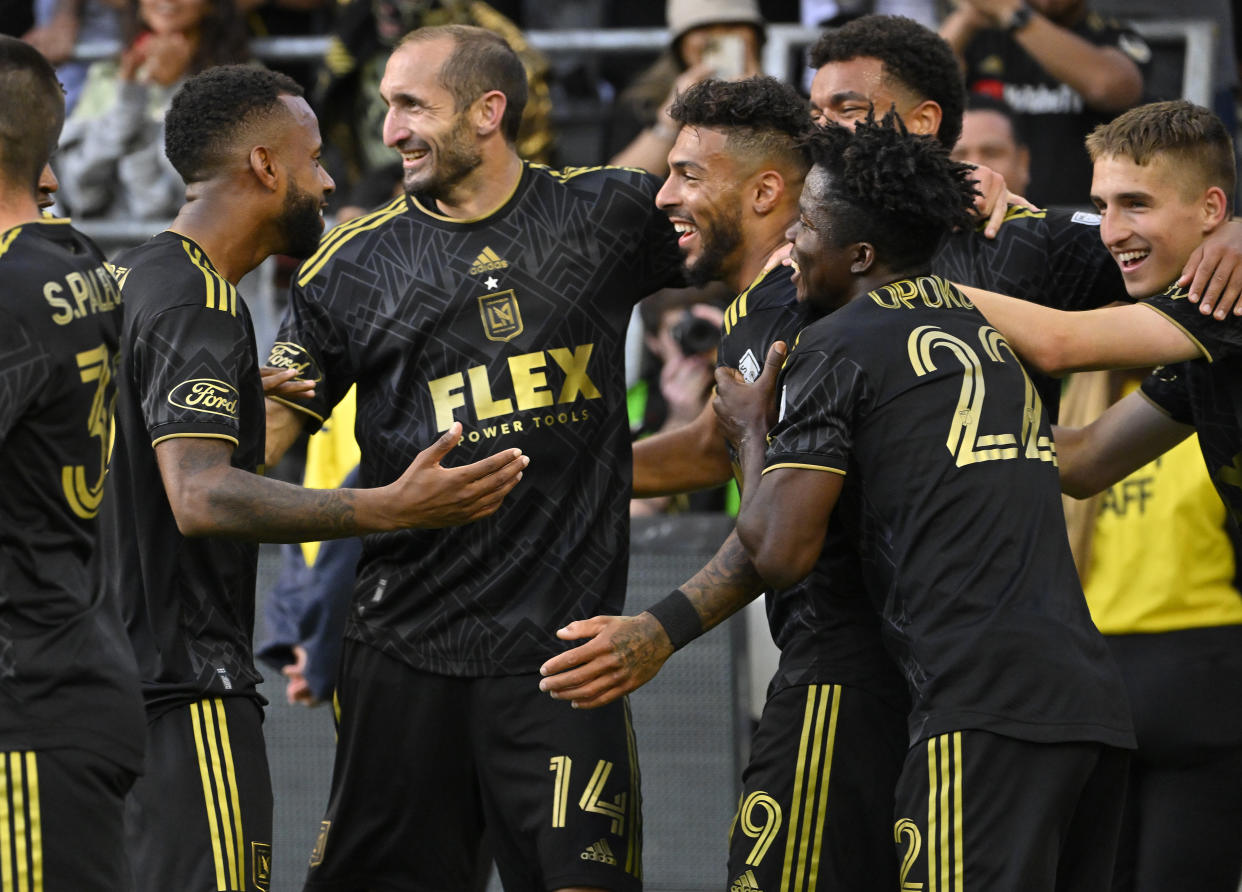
[
  {"xmin": 470, "ymin": 246, "xmax": 509, "ymax": 275},
  {"xmin": 579, "ymin": 839, "xmax": 617, "ymax": 865},
  {"xmin": 730, "ymin": 869, "xmax": 763, "ymax": 892}
]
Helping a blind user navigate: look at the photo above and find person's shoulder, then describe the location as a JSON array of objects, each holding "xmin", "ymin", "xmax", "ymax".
[
  {"xmin": 116, "ymin": 231, "xmax": 237, "ymax": 314},
  {"xmin": 530, "ymin": 162, "xmax": 663, "ymax": 199},
  {"xmin": 293, "ymin": 195, "xmax": 411, "ymax": 290},
  {"xmin": 0, "ymin": 219, "xmax": 108, "ymax": 288}
]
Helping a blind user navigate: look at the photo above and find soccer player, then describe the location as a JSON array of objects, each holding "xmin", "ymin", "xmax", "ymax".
[
  {"xmin": 104, "ymin": 65, "xmax": 527, "ymax": 892},
  {"xmin": 0, "ymin": 34, "xmax": 145, "ymax": 892},
  {"xmin": 262, "ymin": 25, "xmax": 683, "ymax": 891},
  {"xmin": 542, "ymin": 76, "xmax": 909, "ymax": 889},
  {"xmin": 717, "ymin": 116, "xmax": 1134, "ymax": 891},
  {"xmin": 963, "ymin": 99, "xmax": 1242, "ymax": 527}
]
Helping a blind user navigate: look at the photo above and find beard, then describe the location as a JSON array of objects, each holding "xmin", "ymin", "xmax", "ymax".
[
  {"xmin": 684, "ymin": 205, "xmax": 744, "ymax": 287},
  {"xmin": 277, "ymin": 178, "xmax": 324, "ymax": 259},
  {"xmin": 402, "ymin": 113, "xmax": 483, "ymax": 201}
]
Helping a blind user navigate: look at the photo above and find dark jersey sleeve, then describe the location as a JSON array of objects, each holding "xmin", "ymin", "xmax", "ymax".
[
  {"xmin": 1142, "ymin": 284, "xmax": 1242, "ymax": 362},
  {"xmin": 0, "ymin": 310, "xmax": 50, "ymax": 440},
  {"xmin": 764, "ymin": 332, "xmax": 866, "ymax": 475},
  {"xmin": 1139, "ymin": 363, "xmax": 1195, "ymax": 426},
  {"xmin": 132, "ymin": 301, "xmax": 258, "ymax": 446},
  {"xmin": 268, "ymin": 275, "xmax": 353, "ymax": 431}
]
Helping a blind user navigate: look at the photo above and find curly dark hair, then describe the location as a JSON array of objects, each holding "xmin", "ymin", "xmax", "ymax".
[
  {"xmin": 807, "ymin": 15, "xmax": 964, "ymax": 150},
  {"xmin": 0, "ymin": 35, "xmax": 64, "ymax": 189},
  {"xmin": 164, "ymin": 65, "xmax": 304, "ymax": 184},
  {"xmin": 805, "ymin": 112, "xmax": 977, "ymax": 270},
  {"xmin": 668, "ymin": 75, "xmax": 812, "ymax": 172}
]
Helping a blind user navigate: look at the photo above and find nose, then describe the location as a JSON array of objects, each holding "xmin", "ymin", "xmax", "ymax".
[
  {"xmin": 382, "ymin": 107, "xmax": 407, "ymax": 149},
  {"xmin": 320, "ymin": 165, "xmax": 336, "ymax": 196},
  {"xmin": 784, "ymin": 221, "xmax": 799, "ymax": 244},
  {"xmin": 1098, "ymin": 206, "xmax": 1127, "ymax": 248},
  {"xmin": 655, "ymin": 175, "xmax": 677, "ymax": 211}
]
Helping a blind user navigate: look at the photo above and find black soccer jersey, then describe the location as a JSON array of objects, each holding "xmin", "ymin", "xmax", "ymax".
[
  {"xmin": 273, "ymin": 164, "xmax": 683, "ymax": 676},
  {"xmin": 719, "ymin": 266, "xmax": 906, "ymax": 704},
  {"xmin": 103, "ymin": 231, "xmax": 266, "ymax": 714},
  {"xmin": 1140, "ymin": 284, "xmax": 1242, "ymax": 524},
  {"xmin": 0, "ymin": 220, "xmax": 144, "ymax": 772},
  {"xmin": 932, "ymin": 207, "xmax": 1127, "ymax": 419},
  {"xmin": 764, "ymin": 274, "xmax": 1134, "ymax": 748}
]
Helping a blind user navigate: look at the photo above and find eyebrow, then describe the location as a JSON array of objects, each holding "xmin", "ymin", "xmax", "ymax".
[
  {"xmin": 670, "ymin": 159, "xmax": 707, "ymax": 175},
  {"xmin": 828, "ymin": 90, "xmax": 872, "ymax": 106}
]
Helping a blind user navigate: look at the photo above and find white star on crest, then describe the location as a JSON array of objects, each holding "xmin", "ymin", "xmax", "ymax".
[{"xmin": 485, "ymin": 276, "xmax": 499, "ymax": 290}]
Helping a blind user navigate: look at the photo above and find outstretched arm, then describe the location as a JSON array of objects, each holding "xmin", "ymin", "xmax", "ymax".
[
  {"xmin": 961, "ymin": 286, "xmax": 1203, "ymax": 375},
  {"xmin": 1055, "ymin": 389, "xmax": 1194, "ymax": 498},
  {"xmin": 156, "ymin": 422, "xmax": 527, "ymax": 541},
  {"xmin": 632, "ymin": 399, "xmax": 734, "ymax": 497},
  {"xmin": 537, "ymin": 530, "xmax": 765, "ymax": 709}
]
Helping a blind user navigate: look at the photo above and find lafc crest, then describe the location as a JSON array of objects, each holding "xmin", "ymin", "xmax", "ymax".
[
  {"xmin": 252, "ymin": 842, "xmax": 272, "ymax": 891},
  {"xmin": 478, "ymin": 289, "xmax": 523, "ymax": 342}
]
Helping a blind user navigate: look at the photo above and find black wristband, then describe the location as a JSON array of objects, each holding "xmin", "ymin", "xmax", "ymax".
[{"xmin": 646, "ymin": 588, "xmax": 704, "ymax": 651}]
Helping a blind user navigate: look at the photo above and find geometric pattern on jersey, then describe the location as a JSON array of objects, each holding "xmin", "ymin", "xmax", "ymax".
[
  {"xmin": 1140, "ymin": 283, "xmax": 1242, "ymax": 525},
  {"xmin": 276, "ymin": 164, "xmax": 684, "ymax": 675},
  {"xmin": 931, "ymin": 207, "xmax": 1126, "ymax": 420},
  {"xmin": 0, "ymin": 220, "xmax": 144, "ymax": 773},
  {"xmin": 764, "ymin": 275, "xmax": 1134, "ymax": 749},
  {"xmin": 717, "ymin": 266, "xmax": 905, "ymax": 702},
  {"xmin": 104, "ymin": 232, "xmax": 266, "ymax": 713}
]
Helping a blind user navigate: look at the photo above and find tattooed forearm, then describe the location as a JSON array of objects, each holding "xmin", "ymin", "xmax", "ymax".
[
  {"xmin": 679, "ymin": 530, "xmax": 765, "ymax": 632},
  {"xmin": 206, "ymin": 475, "xmax": 359, "ymax": 542}
]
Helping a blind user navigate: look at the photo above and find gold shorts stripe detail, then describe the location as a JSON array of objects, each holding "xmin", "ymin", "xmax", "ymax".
[
  {"xmin": 807, "ymin": 686, "xmax": 842, "ymax": 886},
  {"xmin": 925, "ymin": 733, "xmax": 964, "ymax": 892},
  {"xmin": 926, "ymin": 738, "xmax": 937, "ymax": 892},
  {"xmin": 779, "ymin": 684, "xmax": 840, "ymax": 892},
  {"xmin": 622, "ymin": 698, "xmax": 643, "ymax": 878},
  {"xmin": 0, "ymin": 755, "xmax": 11, "ymax": 891},
  {"xmin": 191, "ymin": 702, "xmax": 229, "ymax": 889},
  {"xmin": 215, "ymin": 699, "xmax": 246, "ymax": 891},
  {"xmin": 12, "ymin": 754, "xmax": 28, "ymax": 892},
  {"xmin": 24, "ymin": 754, "xmax": 40, "ymax": 892}
]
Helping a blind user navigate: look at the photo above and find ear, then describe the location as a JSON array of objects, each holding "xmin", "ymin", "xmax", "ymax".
[
  {"xmin": 249, "ymin": 145, "xmax": 279, "ymax": 192},
  {"xmin": 1202, "ymin": 185, "xmax": 1229, "ymax": 231},
  {"xmin": 850, "ymin": 242, "xmax": 875, "ymax": 274},
  {"xmin": 474, "ymin": 89, "xmax": 508, "ymax": 138},
  {"xmin": 749, "ymin": 169, "xmax": 785, "ymax": 215},
  {"xmin": 903, "ymin": 99, "xmax": 943, "ymax": 140}
]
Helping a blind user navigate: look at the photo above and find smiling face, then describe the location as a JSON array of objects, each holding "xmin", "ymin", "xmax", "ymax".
[
  {"xmin": 809, "ymin": 56, "xmax": 933, "ymax": 138},
  {"xmin": 656, "ymin": 125, "xmax": 747, "ymax": 287},
  {"xmin": 785, "ymin": 165, "xmax": 860, "ymax": 313},
  {"xmin": 1091, "ymin": 152, "xmax": 1222, "ymax": 298},
  {"xmin": 275, "ymin": 94, "xmax": 334, "ymax": 258},
  {"xmin": 380, "ymin": 38, "xmax": 483, "ymax": 201}
]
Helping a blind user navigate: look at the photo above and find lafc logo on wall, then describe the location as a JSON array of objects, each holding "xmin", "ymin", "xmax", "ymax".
[
  {"xmin": 168, "ymin": 378, "xmax": 239, "ymax": 418},
  {"xmin": 479, "ymin": 290, "xmax": 523, "ymax": 342},
  {"xmin": 252, "ymin": 842, "xmax": 272, "ymax": 891}
]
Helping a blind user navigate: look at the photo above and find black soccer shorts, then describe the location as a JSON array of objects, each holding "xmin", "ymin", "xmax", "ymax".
[
  {"xmin": 126, "ymin": 697, "xmax": 273, "ymax": 892},
  {"xmin": 0, "ymin": 746, "xmax": 136, "ymax": 892},
  {"xmin": 304, "ymin": 639, "xmax": 642, "ymax": 892},
  {"xmin": 892, "ymin": 730, "xmax": 1129, "ymax": 892},
  {"xmin": 727, "ymin": 682, "xmax": 906, "ymax": 892}
]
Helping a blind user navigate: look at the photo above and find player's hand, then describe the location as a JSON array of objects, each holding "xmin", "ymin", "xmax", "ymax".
[
  {"xmin": 385, "ymin": 422, "xmax": 528, "ymax": 528},
  {"xmin": 261, "ymin": 366, "xmax": 315, "ymax": 400},
  {"xmin": 713, "ymin": 341, "xmax": 785, "ymax": 448},
  {"xmin": 966, "ymin": 163, "xmax": 1037, "ymax": 239},
  {"xmin": 538, "ymin": 614, "xmax": 673, "ymax": 709},
  {"xmin": 763, "ymin": 241, "xmax": 793, "ymax": 274},
  {"xmin": 282, "ymin": 645, "xmax": 320, "ymax": 707},
  {"xmin": 1178, "ymin": 218, "xmax": 1242, "ymax": 318}
]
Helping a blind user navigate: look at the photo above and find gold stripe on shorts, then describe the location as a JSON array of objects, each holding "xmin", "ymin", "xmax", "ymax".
[
  {"xmin": 0, "ymin": 751, "xmax": 43, "ymax": 892},
  {"xmin": 191, "ymin": 699, "xmax": 246, "ymax": 891},
  {"xmin": 779, "ymin": 684, "xmax": 841, "ymax": 892},
  {"xmin": 925, "ymin": 732, "xmax": 964, "ymax": 892}
]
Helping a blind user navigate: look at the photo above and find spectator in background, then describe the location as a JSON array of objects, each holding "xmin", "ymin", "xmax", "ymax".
[
  {"xmin": 309, "ymin": 0, "xmax": 553, "ymax": 204},
  {"xmin": 23, "ymin": 0, "xmax": 123, "ymax": 114},
  {"xmin": 609, "ymin": 0, "xmax": 765, "ymax": 175},
  {"xmin": 56, "ymin": 0, "xmax": 250, "ymax": 220},
  {"xmin": 940, "ymin": 0, "xmax": 1149, "ymax": 208},
  {"xmin": 628, "ymin": 285, "xmax": 731, "ymax": 515},
  {"xmin": 1059, "ymin": 368, "xmax": 1242, "ymax": 892},
  {"xmin": 951, "ymin": 92, "xmax": 1030, "ymax": 197}
]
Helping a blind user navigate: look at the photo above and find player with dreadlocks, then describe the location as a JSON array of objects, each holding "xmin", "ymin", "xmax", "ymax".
[{"xmin": 713, "ymin": 115, "xmax": 1136, "ymax": 891}]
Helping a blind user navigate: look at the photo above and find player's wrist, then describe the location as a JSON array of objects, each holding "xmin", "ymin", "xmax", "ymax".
[
  {"xmin": 1000, "ymin": 2, "xmax": 1034, "ymax": 33},
  {"xmin": 645, "ymin": 588, "xmax": 703, "ymax": 651}
]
